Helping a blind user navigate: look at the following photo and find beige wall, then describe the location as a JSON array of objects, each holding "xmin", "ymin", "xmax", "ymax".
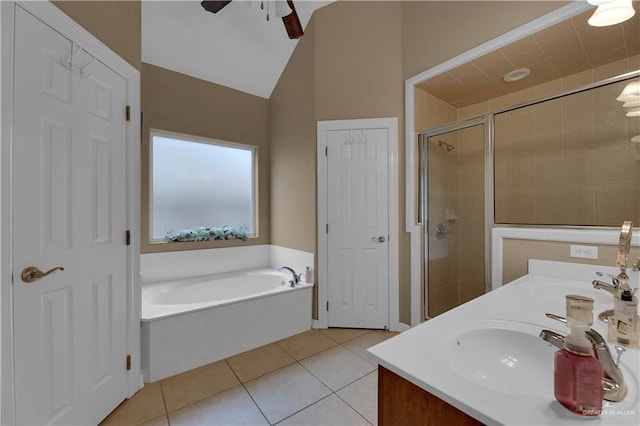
[
  {"xmin": 270, "ymin": 21, "xmax": 317, "ymax": 254},
  {"xmin": 52, "ymin": 1, "xmax": 141, "ymax": 70},
  {"xmin": 141, "ymin": 64, "xmax": 271, "ymax": 253},
  {"xmin": 270, "ymin": 1, "xmax": 408, "ymax": 322},
  {"xmin": 270, "ymin": 0, "xmax": 573, "ymax": 324},
  {"xmin": 401, "ymin": 1, "xmax": 567, "ymax": 79},
  {"xmin": 270, "ymin": 19, "xmax": 318, "ymax": 317},
  {"xmin": 502, "ymin": 239, "xmax": 640, "ymax": 285}
]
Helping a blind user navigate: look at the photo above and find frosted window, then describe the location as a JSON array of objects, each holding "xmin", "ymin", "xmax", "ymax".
[{"xmin": 151, "ymin": 132, "xmax": 255, "ymax": 240}]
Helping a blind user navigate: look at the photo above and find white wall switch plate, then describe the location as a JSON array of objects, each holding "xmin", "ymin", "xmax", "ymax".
[{"xmin": 570, "ymin": 244, "xmax": 598, "ymax": 260}]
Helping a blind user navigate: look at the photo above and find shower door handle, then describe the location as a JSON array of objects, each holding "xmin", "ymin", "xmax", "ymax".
[{"xmin": 370, "ymin": 236, "xmax": 386, "ymax": 243}]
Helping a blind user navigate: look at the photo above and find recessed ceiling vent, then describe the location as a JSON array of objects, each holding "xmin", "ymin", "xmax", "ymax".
[{"xmin": 503, "ymin": 68, "xmax": 531, "ymax": 83}]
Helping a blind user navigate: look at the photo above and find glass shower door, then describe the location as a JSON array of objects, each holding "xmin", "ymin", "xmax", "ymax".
[{"xmin": 421, "ymin": 122, "xmax": 486, "ymax": 318}]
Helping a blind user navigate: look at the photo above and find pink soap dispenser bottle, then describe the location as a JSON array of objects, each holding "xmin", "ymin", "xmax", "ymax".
[{"xmin": 554, "ymin": 321, "xmax": 603, "ymax": 416}]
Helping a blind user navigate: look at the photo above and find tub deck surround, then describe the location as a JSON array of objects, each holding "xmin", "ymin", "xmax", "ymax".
[
  {"xmin": 141, "ymin": 270, "xmax": 313, "ymax": 382},
  {"xmin": 142, "ymin": 268, "xmax": 312, "ymax": 321},
  {"xmin": 367, "ymin": 260, "xmax": 640, "ymax": 425},
  {"xmin": 141, "ymin": 245, "xmax": 314, "ymax": 285},
  {"xmin": 140, "ymin": 245, "xmax": 315, "ymax": 383}
]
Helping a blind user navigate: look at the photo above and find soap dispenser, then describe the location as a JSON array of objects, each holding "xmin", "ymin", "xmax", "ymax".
[{"xmin": 554, "ymin": 321, "xmax": 603, "ymax": 416}]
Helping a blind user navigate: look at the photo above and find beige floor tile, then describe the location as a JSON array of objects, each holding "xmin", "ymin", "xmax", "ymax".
[
  {"xmin": 277, "ymin": 329, "xmax": 337, "ymax": 360},
  {"xmin": 318, "ymin": 328, "xmax": 370, "ymax": 343},
  {"xmin": 343, "ymin": 331, "xmax": 389, "ymax": 362},
  {"xmin": 161, "ymin": 360, "xmax": 240, "ymax": 413},
  {"xmin": 278, "ymin": 394, "xmax": 370, "ymax": 426},
  {"xmin": 337, "ymin": 371, "xmax": 378, "ymax": 425},
  {"xmin": 168, "ymin": 385, "xmax": 268, "ymax": 425},
  {"xmin": 100, "ymin": 382, "xmax": 166, "ymax": 426},
  {"xmin": 227, "ymin": 343, "xmax": 296, "ymax": 382},
  {"xmin": 139, "ymin": 415, "xmax": 169, "ymax": 426},
  {"xmin": 300, "ymin": 346, "xmax": 376, "ymax": 391},
  {"xmin": 245, "ymin": 363, "xmax": 331, "ymax": 424},
  {"xmin": 375, "ymin": 330, "xmax": 399, "ymax": 338}
]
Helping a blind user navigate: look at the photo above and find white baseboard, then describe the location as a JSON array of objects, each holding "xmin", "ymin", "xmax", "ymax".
[{"xmin": 397, "ymin": 322, "xmax": 411, "ymax": 332}]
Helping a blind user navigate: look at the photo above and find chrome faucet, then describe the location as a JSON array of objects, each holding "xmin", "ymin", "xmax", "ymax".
[
  {"xmin": 592, "ymin": 271, "xmax": 620, "ymax": 297},
  {"xmin": 541, "ymin": 314, "xmax": 628, "ymax": 402},
  {"xmin": 278, "ymin": 266, "xmax": 300, "ymax": 287}
]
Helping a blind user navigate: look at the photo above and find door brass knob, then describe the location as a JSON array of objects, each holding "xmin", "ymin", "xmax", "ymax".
[
  {"xmin": 21, "ymin": 266, "xmax": 64, "ymax": 283},
  {"xmin": 370, "ymin": 236, "xmax": 386, "ymax": 243}
]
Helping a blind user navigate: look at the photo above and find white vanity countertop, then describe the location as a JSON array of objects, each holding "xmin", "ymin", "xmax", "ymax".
[{"xmin": 367, "ymin": 260, "xmax": 640, "ymax": 425}]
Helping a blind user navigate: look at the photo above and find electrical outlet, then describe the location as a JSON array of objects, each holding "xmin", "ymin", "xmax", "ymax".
[{"xmin": 570, "ymin": 244, "xmax": 598, "ymax": 260}]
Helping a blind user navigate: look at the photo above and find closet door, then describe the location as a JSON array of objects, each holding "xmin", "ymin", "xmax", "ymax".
[
  {"xmin": 326, "ymin": 126, "xmax": 390, "ymax": 329},
  {"xmin": 12, "ymin": 6, "xmax": 129, "ymax": 424}
]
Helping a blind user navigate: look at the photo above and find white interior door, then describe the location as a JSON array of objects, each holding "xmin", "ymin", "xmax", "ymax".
[
  {"xmin": 326, "ymin": 127, "xmax": 389, "ymax": 329},
  {"xmin": 12, "ymin": 7, "xmax": 129, "ymax": 424}
]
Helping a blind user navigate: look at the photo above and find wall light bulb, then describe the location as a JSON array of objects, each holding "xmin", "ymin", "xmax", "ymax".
[
  {"xmin": 622, "ymin": 98, "xmax": 640, "ymax": 108},
  {"xmin": 626, "ymin": 107, "xmax": 640, "ymax": 117},
  {"xmin": 588, "ymin": 0, "xmax": 635, "ymax": 27},
  {"xmin": 617, "ymin": 81, "xmax": 640, "ymax": 102}
]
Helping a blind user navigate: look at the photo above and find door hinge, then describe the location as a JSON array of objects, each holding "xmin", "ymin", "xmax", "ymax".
[
  {"xmin": 126, "ymin": 354, "xmax": 131, "ymax": 371},
  {"xmin": 326, "ymin": 223, "xmax": 329, "ymax": 234},
  {"xmin": 325, "ymin": 146, "xmax": 328, "ymax": 156},
  {"xmin": 326, "ymin": 301, "xmax": 329, "ymax": 311},
  {"xmin": 125, "ymin": 230, "xmax": 131, "ymax": 246},
  {"xmin": 125, "ymin": 105, "xmax": 131, "ymax": 122}
]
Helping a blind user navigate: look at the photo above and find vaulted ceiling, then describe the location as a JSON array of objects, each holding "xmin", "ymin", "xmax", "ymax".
[
  {"xmin": 142, "ymin": 0, "xmax": 331, "ymax": 99},
  {"xmin": 142, "ymin": 2, "xmax": 638, "ymax": 104}
]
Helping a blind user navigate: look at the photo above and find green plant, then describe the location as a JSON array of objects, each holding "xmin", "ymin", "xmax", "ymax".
[{"xmin": 165, "ymin": 225, "xmax": 249, "ymax": 242}]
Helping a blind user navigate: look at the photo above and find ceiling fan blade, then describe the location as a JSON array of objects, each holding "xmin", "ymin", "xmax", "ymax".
[
  {"xmin": 282, "ymin": 1, "xmax": 303, "ymax": 39},
  {"xmin": 201, "ymin": 0, "xmax": 232, "ymax": 14}
]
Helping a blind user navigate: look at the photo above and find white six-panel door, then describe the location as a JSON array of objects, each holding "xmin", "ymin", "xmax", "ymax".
[
  {"xmin": 326, "ymin": 127, "xmax": 389, "ymax": 329},
  {"xmin": 12, "ymin": 7, "xmax": 128, "ymax": 424}
]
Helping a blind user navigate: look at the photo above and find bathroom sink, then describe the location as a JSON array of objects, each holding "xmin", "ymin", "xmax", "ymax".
[
  {"xmin": 441, "ymin": 318, "xmax": 639, "ymax": 413},
  {"xmin": 442, "ymin": 320, "xmax": 558, "ymax": 396}
]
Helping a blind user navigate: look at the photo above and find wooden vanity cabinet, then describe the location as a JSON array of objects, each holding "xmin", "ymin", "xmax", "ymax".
[{"xmin": 378, "ymin": 366, "xmax": 484, "ymax": 426}]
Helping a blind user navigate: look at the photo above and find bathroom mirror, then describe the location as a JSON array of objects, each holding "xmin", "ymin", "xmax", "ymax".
[
  {"xmin": 416, "ymin": 7, "xmax": 640, "ymax": 228},
  {"xmin": 494, "ymin": 75, "xmax": 640, "ymax": 227}
]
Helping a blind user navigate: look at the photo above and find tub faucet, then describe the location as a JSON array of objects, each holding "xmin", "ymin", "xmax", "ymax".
[
  {"xmin": 278, "ymin": 266, "xmax": 300, "ymax": 287},
  {"xmin": 540, "ymin": 314, "xmax": 628, "ymax": 402}
]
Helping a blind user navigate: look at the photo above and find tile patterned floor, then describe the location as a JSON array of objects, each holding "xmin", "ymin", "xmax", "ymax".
[{"xmin": 101, "ymin": 328, "xmax": 397, "ymax": 426}]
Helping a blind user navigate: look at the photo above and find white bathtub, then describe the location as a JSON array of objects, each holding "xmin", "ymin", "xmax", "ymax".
[{"xmin": 141, "ymin": 268, "xmax": 314, "ymax": 382}]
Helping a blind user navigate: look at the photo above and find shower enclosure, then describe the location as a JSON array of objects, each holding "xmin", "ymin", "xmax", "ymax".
[
  {"xmin": 418, "ymin": 71, "xmax": 640, "ymax": 320},
  {"xmin": 419, "ymin": 118, "xmax": 491, "ymax": 318}
]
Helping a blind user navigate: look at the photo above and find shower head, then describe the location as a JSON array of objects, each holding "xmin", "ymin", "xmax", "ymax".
[{"xmin": 438, "ymin": 140, "xmax": 455, "ymax": 152}]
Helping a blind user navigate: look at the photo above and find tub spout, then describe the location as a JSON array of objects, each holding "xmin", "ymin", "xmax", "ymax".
[{"xmin": 278, "ymin": 266, "xmax": 300, "ymax": 287}]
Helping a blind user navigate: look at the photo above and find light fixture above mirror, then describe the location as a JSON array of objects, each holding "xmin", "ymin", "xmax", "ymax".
[{"xmin": 587, "ymin": 0, "xmax": 636, "ymax": 27}]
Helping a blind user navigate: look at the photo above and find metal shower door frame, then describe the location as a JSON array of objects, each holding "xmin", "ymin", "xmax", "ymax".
[{"xmin": 418, "ymin": 115, "xmax": 494, "ymax": 320}]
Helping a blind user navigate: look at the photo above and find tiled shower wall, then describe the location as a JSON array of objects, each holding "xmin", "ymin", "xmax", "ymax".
[{"xmin": 463, "ymin": 55, "xmax": 640, "ymax": 226}]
